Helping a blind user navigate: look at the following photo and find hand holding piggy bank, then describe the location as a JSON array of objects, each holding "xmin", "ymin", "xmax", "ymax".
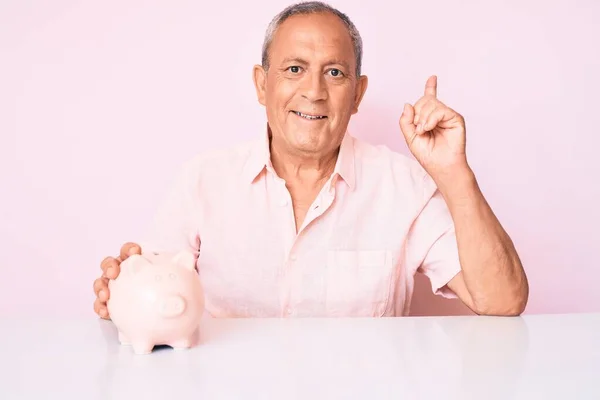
[{"xmin": 106, "ymin": 250, "xmax": 204, "ymax": 355}]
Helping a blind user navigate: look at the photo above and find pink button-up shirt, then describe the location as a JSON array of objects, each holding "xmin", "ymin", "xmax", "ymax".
[{"xmin": 141, "ymin": 130, "xmax": 461, "ymax": 317}]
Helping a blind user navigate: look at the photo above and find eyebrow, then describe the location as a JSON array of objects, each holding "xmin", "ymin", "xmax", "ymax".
[{"xmin": 280, "ymin": 57, "xmax": 351, "ymax": 71}]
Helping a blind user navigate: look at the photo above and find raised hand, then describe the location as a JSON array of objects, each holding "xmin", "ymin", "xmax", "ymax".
[{"xmin": 399, "ymin": 75, "xmax": 468, "ymax": 181}]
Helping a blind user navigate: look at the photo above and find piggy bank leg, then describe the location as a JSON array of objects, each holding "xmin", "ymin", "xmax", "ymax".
[
  {"xmin": 118, "ymin": 331, "xmax": 131, "ymax": 345},
  {"xmin": 131, "ymin": 341, "xmax": 155, "ymax": 355},
  {"xmin": 169, "ymin": 337, "xmax": 193, "ymax": 351}
]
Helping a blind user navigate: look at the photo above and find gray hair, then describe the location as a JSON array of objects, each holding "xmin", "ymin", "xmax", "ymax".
[{"xmin": 261, "ymin": 1, "xmax": 363, "ymax": 77}]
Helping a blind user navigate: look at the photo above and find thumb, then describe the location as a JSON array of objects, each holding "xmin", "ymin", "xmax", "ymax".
[{"xmin": 399, "ymin": 103, "xmax": 417, "ymax": 144}]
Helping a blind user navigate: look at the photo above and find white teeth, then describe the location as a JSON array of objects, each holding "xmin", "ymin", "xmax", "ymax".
[{"xmin": 295, "ymin": 111, "xmax": 325, "ymax": 120}]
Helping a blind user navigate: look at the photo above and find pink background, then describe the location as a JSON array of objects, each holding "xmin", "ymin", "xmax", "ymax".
[{"xmin": 1, "ymin": 0, "xmax": 598, "ymax": 317}]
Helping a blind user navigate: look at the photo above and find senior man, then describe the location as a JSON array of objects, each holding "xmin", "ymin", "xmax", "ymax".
[{"xmin": 93, "ymin": 1, "xmax": 528, "ymax": 318}]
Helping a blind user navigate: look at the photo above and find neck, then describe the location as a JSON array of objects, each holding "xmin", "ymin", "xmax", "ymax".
[{"xmin": 269, "ymin": 135, "xmax": 338, "ymax": 186}]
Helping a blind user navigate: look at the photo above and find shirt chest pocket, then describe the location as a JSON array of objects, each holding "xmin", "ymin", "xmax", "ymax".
[{"xmin": 325, "ymin": 250, "xmax": 394, "ymax": 317}]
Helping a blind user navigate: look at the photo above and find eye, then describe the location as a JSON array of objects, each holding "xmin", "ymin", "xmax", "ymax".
[
  {"xmin": 287, "ymin": 66, "xmax": 301, "ymax": 73},
  {"xmin": 328, "ymin": 69, "xmax": 343, "ymax": 77}
]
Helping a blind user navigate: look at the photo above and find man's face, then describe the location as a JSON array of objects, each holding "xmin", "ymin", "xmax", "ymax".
[{"xmin": 253, "ymin": 12, "xmax": 368, "ymax": 157}]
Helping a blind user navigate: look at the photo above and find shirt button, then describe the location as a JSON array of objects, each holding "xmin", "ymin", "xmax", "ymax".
[
  {"xmin": 289, "ymin": 254, "xmax": 297, "ymax": 261},
  {"xmin": 286, "ymin": 307, "xmax": 293, "ymax": 315},
  {"xmin": 280, "ymin": 198, "xmax": 288, "ymax": 206}
]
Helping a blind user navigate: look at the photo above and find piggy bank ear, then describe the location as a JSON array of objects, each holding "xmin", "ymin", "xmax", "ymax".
[
  {"xmin": 171, "ymin": 250, "xmax": 197, "ymax": 272},
  {"xmin": 122, "ymin": 254, "xmax": 148, "ymax": 276}
]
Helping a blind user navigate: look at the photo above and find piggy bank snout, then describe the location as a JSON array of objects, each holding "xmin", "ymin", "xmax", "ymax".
[{"xmin": 158, "ymin": 295, "xmax": 187, "ymax": 318}]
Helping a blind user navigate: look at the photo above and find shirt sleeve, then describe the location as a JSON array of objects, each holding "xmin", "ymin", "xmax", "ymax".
[
  {"xmin": 409, "ymin": 188, "xmax": 462, "ymax": 299},
  {"xmin": 138, "ymin": 157, "xmax": 202, "ymax": 257}
]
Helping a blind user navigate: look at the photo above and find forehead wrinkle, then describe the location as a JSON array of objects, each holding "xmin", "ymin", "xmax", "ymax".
[{"xmin": 275, "ymin": 41, "xmax": 353, "ymax": 71}]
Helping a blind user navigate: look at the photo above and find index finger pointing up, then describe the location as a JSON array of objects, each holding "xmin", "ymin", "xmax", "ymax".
[{"xmin": 424, "ymin": 75, "xmax": 437, "ymax": 97}]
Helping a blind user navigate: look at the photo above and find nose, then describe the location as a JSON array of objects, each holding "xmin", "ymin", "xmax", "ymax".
[
  {"xmin": 158, "ymin": 295, "xmax": 186, "ymax": 318},
  {"xmin": 301, "ymin": 71, "xmax": 327, "ymax": 102}
]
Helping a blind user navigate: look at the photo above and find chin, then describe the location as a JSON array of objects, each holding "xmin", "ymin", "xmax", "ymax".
[{"xmin": 287, "ymin": 129, "xmax": 328, "ymax": 152}]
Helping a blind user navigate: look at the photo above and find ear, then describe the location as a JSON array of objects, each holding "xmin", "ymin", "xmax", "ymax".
[
  {"xmin": 351, "ymin": 75, "xmax": 369, "ymax": 115},
  {"xmin": 252, "ymin": 64, "xmax": 267, "ymax": 106},
  {"xmin": 122, "ymin": 254, "xmax": 148, "ymax": 276},
  {"xmin": 171, "ymin": 250, "xmax": 197, "ymax": 272}
]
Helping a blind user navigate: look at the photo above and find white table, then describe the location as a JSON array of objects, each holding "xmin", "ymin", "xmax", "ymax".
[{"xmin": 1, "ymin": 313, "xmax": 598, "ymax": 399}]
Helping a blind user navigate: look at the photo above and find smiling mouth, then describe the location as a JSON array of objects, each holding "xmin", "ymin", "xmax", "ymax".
[{"xmin": 291, "ymin": 111, "xmax": 327, "ymax": 120}]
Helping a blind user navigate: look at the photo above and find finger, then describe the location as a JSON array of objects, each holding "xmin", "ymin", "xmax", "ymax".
[
  {"xmin": 93, "ymin": 276, "xmax": 109, "ymax": 297},
  {"xmin": 120, "ymin": 242, "xmax": 141, "ymax": 261},
  {"xmin": 399, "ymin": 103, "xmax": 418, "ymax": 144},
  {"xmin": 101, "ymin": 257, "xmax": 120, "ymax": 279},
  {"xmin": 94, "ymin": 298, "xmax": 109, "ymax": 319},
  {"xmin": 101, "ymin": 256, "xmax": 115, "ymax": 274},
  {"xmin": 412, "ymin": 96, "xmax": 429, "ymax": 123},
  {"xmin": 93, "ymin": 298, "xmax": 101, "ymax": 315},
  {"xmin": 424, "ymin": 75, "xmax": 437, "ymax": 97},
  {"xmin": 422, "ymin": 106, "xmax": 457, "ymax": 132},
  {"xmin": 413, "ymin": 98, "xmax": 437, "ymax": 127},
  {"xmin": 415, "ymin": 100, "xmax": 438, "ymax": 133}
]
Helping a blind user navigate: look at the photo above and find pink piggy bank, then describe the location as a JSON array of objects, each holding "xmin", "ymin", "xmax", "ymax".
[{"xmin": 107, "ymin": 250, "xmax": 204, "ymax": 355}]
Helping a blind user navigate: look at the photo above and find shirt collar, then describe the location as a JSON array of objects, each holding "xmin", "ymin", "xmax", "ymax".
[{"xmin": 242, "ymin": 125, "xmax": 356, "ymax": 190}]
